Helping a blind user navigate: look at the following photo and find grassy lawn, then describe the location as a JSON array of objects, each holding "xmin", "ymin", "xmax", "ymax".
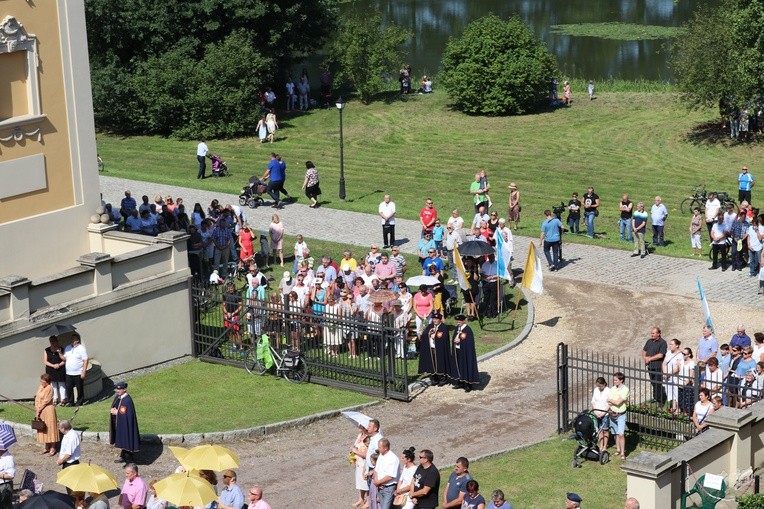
[
  {"xmin": 462, "ymin": 437, "xmax": 631, "ymax": 509},
  {"xmin": 98, "ymin": 88, "xmax": 764, "ymax": 260},
  {"xmin": 0, "ymin": 361, "xmax": 374, "ymax": 434}
]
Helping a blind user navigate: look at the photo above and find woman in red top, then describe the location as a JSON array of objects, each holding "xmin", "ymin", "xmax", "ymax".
[
  {"xmin": 413, "ymin": 286, "xmax": 434, "ymax": 336},
  {"xmin": 238, "ymin": 224, "xmax": 255, "ymax": 264}
]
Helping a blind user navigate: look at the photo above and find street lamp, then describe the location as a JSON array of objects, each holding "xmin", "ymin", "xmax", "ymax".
[{"xmin": 336, "ymin": 97, "xmax": 346, "ymax": 201}]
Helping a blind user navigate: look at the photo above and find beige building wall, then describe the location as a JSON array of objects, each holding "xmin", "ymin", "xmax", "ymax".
[
  {"xmin": 0, "ymin": 0, "xmax": 193, "ymax": 399},
  {"xmin": 0, "ymin": 0, "xmax": 100, "ymax": 279}
]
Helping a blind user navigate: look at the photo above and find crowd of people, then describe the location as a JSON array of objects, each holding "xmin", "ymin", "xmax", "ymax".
[
  {"xmin": 346, "ymin": 417, "xmax": 512, "ymax": 509},
  {"xmin": 588, "ymin": 323, "xmax": 764, "ymax": 463}
]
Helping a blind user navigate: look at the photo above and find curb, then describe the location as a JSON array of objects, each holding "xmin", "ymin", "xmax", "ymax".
[
  {"xmin": 1, "ymin": 400, "xmax": 380, "ymax": 445},
  {"xmin": 477, "ymin": 287, "xmax": 535, "ymax": 363}
]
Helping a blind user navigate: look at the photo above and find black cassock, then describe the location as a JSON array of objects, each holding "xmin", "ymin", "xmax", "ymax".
[
  {"xmin": 449, "ymin": 324, "xmax": 480, "ymax": 385},
  {"xmin": 109, "ymin": 393, "xmax": 141, "ymax": 452},
  {"xmin": 418, "ymin": 322, "xmax": 451, "ymax": 376}
]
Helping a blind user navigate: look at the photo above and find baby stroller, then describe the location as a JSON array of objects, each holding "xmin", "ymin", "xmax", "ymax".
[
  {"xmin": 239, "ymin": 176, "xmax": 267, "ymax": 208},
  {"xmin": 208, "ymin": 153, "xmax": 230, "ymax": 177},
  {"xmin": 571, "ymin": 410, "xmax": 609, "ymax": 467}
]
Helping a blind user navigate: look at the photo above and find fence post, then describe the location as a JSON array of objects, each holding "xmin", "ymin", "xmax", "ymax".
[
  {"xmin": 693, "ymin": 364, "xmax": 701, "ymax": 403},
  {"xmin": 557, "ymin": 342, "xmax": 569, "ymax": 433}
]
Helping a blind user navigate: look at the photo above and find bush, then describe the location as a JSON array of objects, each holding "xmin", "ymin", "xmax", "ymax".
[
  {"xmin": 439, "ymin": 14, "xmax": 558, "ymax": 115},
  {"xmin": 737, "ymin": 494, "xmax": 764, "ymax": 509}
]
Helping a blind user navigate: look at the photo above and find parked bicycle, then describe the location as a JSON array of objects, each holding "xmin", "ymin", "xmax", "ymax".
[
  {"xmin": 680, "ymin": 185, "xmax": 737, "ymax": 214},
  {"xmin": 244, "ymin": 333, "xmax": 308, "ymax": 383}
]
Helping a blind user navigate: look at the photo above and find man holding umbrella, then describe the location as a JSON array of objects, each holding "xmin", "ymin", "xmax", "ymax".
[
  {"xmin": 418, "ymin": 312, "xmax": 451, "ymax": 386},
  {"xmin": 449, "ymin": 315, "xmax": 480, "ymax": 392},
  {"xmin": 110, "ymin": 382, "xmax": 140, "ymax": 465}
]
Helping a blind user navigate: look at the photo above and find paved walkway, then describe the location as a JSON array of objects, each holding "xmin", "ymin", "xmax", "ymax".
[{"xmin": 101, "ymin": 175, "xmax": 763, "ymax": 307}]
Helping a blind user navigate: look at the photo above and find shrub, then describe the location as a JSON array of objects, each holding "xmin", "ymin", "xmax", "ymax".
[
  {"xmin": 737, "ymin": 494, "xmax": 764, "ymax": 509},
  {"xmin": 440, "ymin": 14, "xmax": 557, "ymax": 115}
]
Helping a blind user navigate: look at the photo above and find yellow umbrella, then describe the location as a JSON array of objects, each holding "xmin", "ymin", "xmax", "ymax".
[
  {"xmin": 172, "ymin": 444, "xmax": 240, "ymax": 471},
  {"xmin": 154, "ymin": 473, "xmax": 217, "ymax": 507},
  {"xmin": 56, "ymin": 463, "xmax": 118, "ymax": 493}
]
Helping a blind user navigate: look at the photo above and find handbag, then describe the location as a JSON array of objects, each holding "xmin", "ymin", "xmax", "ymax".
[
  {"xmin": 31, "ymin": 418, "xmax": 46, "ymax": 432},
  {"xmin": 393, "ymin": 493, "xmax": 408, "ymax": 506}
]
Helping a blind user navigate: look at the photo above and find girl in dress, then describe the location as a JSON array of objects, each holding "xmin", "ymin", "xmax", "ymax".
[
  {"xmin": 265, "ymin": 109, "xmax": 279, "ymax": 143},
  {"xmin": 269, "ymin": 214, "xmax": 285, "ymax": 267},
  {"xmin": 256, "ymin": 115, "xmax": 267, "ymax": 144}
]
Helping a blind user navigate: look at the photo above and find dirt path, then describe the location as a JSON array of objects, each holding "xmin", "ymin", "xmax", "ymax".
[{"xmin": 9, "ymin": 279, "xmax": 757, "ymax": 508}]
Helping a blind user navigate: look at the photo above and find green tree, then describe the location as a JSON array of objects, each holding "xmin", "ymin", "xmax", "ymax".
[
  {"xmin": 84, "ymin": 0, "xmax": 338, "ymax": 137},
  {"xmin": 329, "ymin": 13, "xmax": 410, "ymax": 104},
  {"xmin": 672, "ymin": 0, "xmax": 764, "ymax": 112},
  {"xmin": 439, "ymin": 15, "xmax": 557, "ymax": 115}
]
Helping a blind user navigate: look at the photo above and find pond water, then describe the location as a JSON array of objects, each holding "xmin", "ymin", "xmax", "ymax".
[{"xmin": 341, "ymin": 0, "xmax": 712, "ymax": 81}]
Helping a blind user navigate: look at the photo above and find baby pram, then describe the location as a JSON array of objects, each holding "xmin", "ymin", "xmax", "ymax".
[
  {"xmin": 239, "ymin": 176, "xmax": 267, "ymax": 208},
  {"xmin": 571, "ymin": 410, "xmax": 609, "ymax": 467},
  {"xmin": 208, "ymin": 153, "xmax": 230, "ymax": 177},
  {"xmin": 443, "ymin": 284, "xmax": 459, "ymax": 316}
]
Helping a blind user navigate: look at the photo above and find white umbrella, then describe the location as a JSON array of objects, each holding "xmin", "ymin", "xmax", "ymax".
[
  {"xmin": 406, "ymin": 275, "xmax": 440, "ymax": 287},
  {"xmin": 341, "ymin": 411, "xmax": 371, "ymax": 429}
]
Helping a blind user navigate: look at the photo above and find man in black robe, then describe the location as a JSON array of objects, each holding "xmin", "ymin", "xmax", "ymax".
[
  {"xmin": 109, "ymin": 381, "xmax": 140, "ymax": 465},
  {"xmin": 449, "ymin": 315, "xmax": 480, "ymax": 392},
  {"xmin": 418, "ymin": 312, "xmax": 451, "ymax": 386}
]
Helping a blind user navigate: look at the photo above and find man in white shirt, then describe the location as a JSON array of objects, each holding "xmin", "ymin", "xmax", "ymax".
[
  {"xmin": 365, "ymin": 419, "xmax": 383, "ymax": 475},
  {"xmin": 650, "ymin": 196, "xmax": 668, "ymax": 247},
  {"xmin": 705, "ymin": 192, "xmax": 721, "ymax": 238},
  {"xmin": 197, "ymin": 138, "xmax": 209, "ymax": 179},
  {"xmin": 379, "ymin": 194, "xmax": 397, "ymax": 249},
  {"xmin": 374, "ymin": 438, "xmax": 400, "ymax": 509},
  {"xmin": 57, "ymin": 420, "xmax": 81, "ymax": 469},
  {"xmin": 471, "ymin": 205, "xmax": 489, "ymax": 230},
  {"xmin": 63, "ymin": 333, "xmax": 88, "ymax": 407},
  {"xmin": 0, "ymin": 448, "xmax": 14, "ymax": 509}
]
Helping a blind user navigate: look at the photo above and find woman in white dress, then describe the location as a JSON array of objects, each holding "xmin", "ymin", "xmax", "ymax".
[
  {"xmin": 323, "ymin": 295, "xmax": 343, "ymax": 357},
  {"xmin": 663, "ymin": 338, "xmax": 684, "ymax": 413}
]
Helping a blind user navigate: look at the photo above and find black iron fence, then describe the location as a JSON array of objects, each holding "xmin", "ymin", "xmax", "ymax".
[
  {"xmin": 557, "ymin": 343, "xmax": 764, "ymax": 447},
  {"xmin": 191, "ymin": 280, "xmax": 412, "ymax": 400}
]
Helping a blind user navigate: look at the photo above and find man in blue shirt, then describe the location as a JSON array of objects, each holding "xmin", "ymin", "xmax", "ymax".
[
  {"xmin": 540, "ymin": 209, "xmax": 563, "ymax": 271},
  {"xmin": 218, "ymin": 470, "xmax": 244, "ymax": 509},
  {"xmin": 119, "ymin": 191, "xmax": 137, "ymax": 224},
  {"xmin": 738, "ymin": 166, "xmax": 755, "ymax": 204},
  {"xmin": 261, "ymin": 153, "xmax": 285, "ymax": 208},
  {"xmin": 730, "ymin": 325, "xmax": 752, "ymax": 350}
]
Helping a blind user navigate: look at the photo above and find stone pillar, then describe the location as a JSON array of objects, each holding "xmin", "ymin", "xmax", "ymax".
[
  {"xmin": 87, "ymin": 222, "xmax": 119, "ymax": 253},
  {"xmin": 77, "ymin": 252, "xmax": 113, "ymax": 295},
  {"xmin": 622, "ymin": 452, "xmax": 675, "ymax": 509},
  {"xmin": 0, "ymin": 275, "xmax": 31, "ymax": 320},
  {"xmin": 155, "ymin": 231, "xmax": 190, "ymax": 272},
  {"xmin": 706, "ymin": 406, "xmax": 755, "ymax": 480}
]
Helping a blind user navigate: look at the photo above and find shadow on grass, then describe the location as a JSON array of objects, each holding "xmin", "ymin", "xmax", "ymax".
[{"xmin": 684, "ymin": 121, "xmax": 738, "ymax": 146}]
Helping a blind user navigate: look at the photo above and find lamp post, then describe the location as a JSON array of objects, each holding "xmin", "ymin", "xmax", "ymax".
[{"xmin": 336, "ymin": 97, "xmax": 346, "ymax": 201}]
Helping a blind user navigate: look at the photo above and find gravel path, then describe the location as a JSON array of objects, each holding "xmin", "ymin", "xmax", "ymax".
[{"xmin": 7, "ymin": 176, "xmax": 754, "ymax": 507}]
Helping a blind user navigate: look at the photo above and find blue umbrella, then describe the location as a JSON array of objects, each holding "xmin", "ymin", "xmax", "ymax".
[{"xmin": 0, "ymin": 423, "xmax": 17, "ymax": 449}]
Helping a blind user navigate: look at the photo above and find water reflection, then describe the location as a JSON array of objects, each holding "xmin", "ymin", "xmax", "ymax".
[{"xmin": 343, "ymin": 0, "xmax": 711, "ymax": 80}]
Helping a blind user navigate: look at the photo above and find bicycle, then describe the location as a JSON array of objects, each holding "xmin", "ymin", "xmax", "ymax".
[
  {"xmin": 244, "ymin": 333, "xmax": 308, "ymax": 383},
  {"xmin": 680, "ymin": 185, "xmax": 706, "ymax": 214}
]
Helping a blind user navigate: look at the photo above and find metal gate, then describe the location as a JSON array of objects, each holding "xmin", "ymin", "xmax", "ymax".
[
  {"xmin": 557, "ymin": 342, "xmax": 699, "ymax": 447},
  {"xmin": 191, "ymin": 280, "xmax": 411, "ymax": 400}
]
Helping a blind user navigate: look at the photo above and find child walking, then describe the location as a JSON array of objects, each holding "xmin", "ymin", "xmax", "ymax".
[{"xmin": 690, "ymin": 207, "xmax": 702, "ymax": 256}]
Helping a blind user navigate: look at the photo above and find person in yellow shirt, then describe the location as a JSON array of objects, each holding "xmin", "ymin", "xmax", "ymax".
[{"xmin": 607, "ymin": 372, "xmax": 630, "ymax": 460}]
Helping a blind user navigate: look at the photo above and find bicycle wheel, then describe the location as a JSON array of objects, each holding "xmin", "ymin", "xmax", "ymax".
[
  {"xmin": 680, "ymin": 198, "xmax": 698, "ymax": 214},
  {"xmin": 283, "ymin": 357, "xmax": 308, "ymax": 383},
  {"xmin": 244, "ymin": 349, "xmax": 268, "ymax": 375}
]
